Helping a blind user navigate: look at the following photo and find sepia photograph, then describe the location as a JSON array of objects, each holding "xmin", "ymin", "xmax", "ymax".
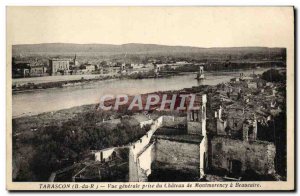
[{"xmin": 6, "ymin": 6, "xmax": 294, "ymax": 191}]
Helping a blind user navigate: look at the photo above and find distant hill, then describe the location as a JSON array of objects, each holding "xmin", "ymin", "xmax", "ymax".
[{"xmin": 12, "ymin": 43, "xmax": 286, "ymax": 58}]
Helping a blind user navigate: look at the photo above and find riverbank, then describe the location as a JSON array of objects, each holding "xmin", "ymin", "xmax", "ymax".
[
  {"xmin": 12, "ymin": 68, "xmax": 270, "ymax": 117},
  {"xmin": 12, "ymin": 70, "xmax": 180, "ymax": 93},
  {"xmin": 12, "ymin": 82, "xmax": 211, "ymax": 130},
  {"xmin": 12, "ymin": 67, "xmax": 264, "ymax": 93},
  {"xmin": 12, "ymin": 75, "xmax": 118, "ymax": 93}
]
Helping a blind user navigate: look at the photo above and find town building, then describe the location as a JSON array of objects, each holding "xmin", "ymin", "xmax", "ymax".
[
  {"xmin": 49, "ymin": 58, "xmax": 70, "ymax": 75},
  {"xmin": 80, "ymin": 63, "xmax": 96, "ymax": 73},
  {"xmin": 29, "ymin": 65, "xmax": 46, "ymax": 77},
  {"xmin": 12, "ymin": 62, "xmax": 31, "ymax": 78}
]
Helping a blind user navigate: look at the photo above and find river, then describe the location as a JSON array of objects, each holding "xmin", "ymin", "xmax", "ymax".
[{"xmin": 12, "ymin": 69, "xmax": 268, "ymax": 117}]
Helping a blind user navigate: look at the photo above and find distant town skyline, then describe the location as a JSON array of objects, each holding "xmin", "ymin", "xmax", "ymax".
[{"xmin": 7, "ymin": 7, "xmax": 293, "ymax": 48}]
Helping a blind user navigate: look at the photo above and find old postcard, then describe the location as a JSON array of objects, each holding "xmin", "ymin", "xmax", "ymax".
[{"xmin": 6, "ymin": 6, "xmax": 294, "ymax": 191}]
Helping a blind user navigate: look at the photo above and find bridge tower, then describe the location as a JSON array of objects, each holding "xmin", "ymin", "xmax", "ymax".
[{"xmin": 196, "ymin": 66, "xmax": 205, "ymax": 80}]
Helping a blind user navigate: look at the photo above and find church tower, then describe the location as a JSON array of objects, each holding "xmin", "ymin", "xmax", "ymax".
[{"xmin": 73, "ymin": 54, "xmax": 78, "ymax": 66}]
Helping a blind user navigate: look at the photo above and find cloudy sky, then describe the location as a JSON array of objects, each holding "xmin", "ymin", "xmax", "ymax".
[{"xmin": 7, "ymin": 7, "xmax": 293, "ymax": 48}]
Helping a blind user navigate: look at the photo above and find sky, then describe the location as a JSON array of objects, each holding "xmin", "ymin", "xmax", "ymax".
[{"xmin": 7, "ymin": 6, "xmax": 294, "ymax": 48}]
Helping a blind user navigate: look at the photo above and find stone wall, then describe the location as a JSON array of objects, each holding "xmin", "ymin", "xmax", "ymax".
[
  {"xmin": 187, "ymin": 121, "xmax": 203, "ymax": 135},
  {"xmin": 153, "ymin": 139, "xmax": 200, "ymax": 175},
  {"xmin": 137, "ymin": 143, "xmax": 155, "ymax": 176},
  {"xmin": 161, "ymin": 116, "xmax": 186, "ymax": 127},
  {"xmin": 199, "ymin": 136, "xmax": 208, "ymax": 178},
  {"xmin": 216, "ymin": 119, "xmax": 227, "ymax": 135},
  {"xmin": 128, "ymin": 149, "xmax": 139, "ymax": 182},
  {"xmin": 128, "ymin": 116, "xmax": 165, "ymax": 181},
  {"xmin": 130, "ymin": 116, "xmax": 163, "ymax": 159},
  {"xmin": 211, "ymin": 136, "xmax": 276, "ymax": 175},
  {"xmin": 94, "ymin": 147, "xmax": 115, "ymax": 162}
]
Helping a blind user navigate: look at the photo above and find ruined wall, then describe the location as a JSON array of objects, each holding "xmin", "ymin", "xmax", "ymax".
[
  {"xmin": 137, "ymin": 143, "xmax": 155, "ymax": 176},
  {"xmin": 216, "ymin": 119, "xmax": 227, "ymax": 135},
  {"xmin": 227, "ymin": 118, "xmax": 244, "ymax": 134},
  {"xmin": 128, "ymin": 116, "xmax": 165, "ymax": 181},
  {"xmin": 128, "ymin": 149, "xmax": 139, "ymax": 182},
  {"xmin": 131, "ymin": 116, "xmax": 163, "ymax": 159},
  {"xmin": 161, "ymin": 116, "xmax": 175, "ymax": 126},
  {"xmin": 242, "ymin": 121, "xmax": 257, "ymax": 142},
  {"xmin": 199, "ymin": 136, "xmax": 208, "ymax": 178},
  {"xmin": 211, "ymin": 136, "xmax": 276, "ymax": 175},
  {"xmin": 94, "ymin": 147, "xmax": 115, "ymax": 162},
  {"xmin": 202, "ymin": 119, "xmax": 206, "ymax": 136},
  {"xmin": 161, "ymin": 116, "xmax": 186, "ymax": 127},
  {"xmin": 153, "ymin": 139, "xmax": 200, "ymax": 175},
  {"xmin": 187, "ymin": 121, "xmax": 203, "ymax": 135}
]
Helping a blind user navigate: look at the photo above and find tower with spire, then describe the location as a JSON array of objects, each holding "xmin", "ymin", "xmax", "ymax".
[{"xmin": 73, "ymin": 54, "xmax": 78, "ymax": 66}]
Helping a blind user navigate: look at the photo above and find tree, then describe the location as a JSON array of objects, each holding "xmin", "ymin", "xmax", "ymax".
[{"xmin": 262, "ymin": 69, "xmax": 286, "ymax": 82}]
